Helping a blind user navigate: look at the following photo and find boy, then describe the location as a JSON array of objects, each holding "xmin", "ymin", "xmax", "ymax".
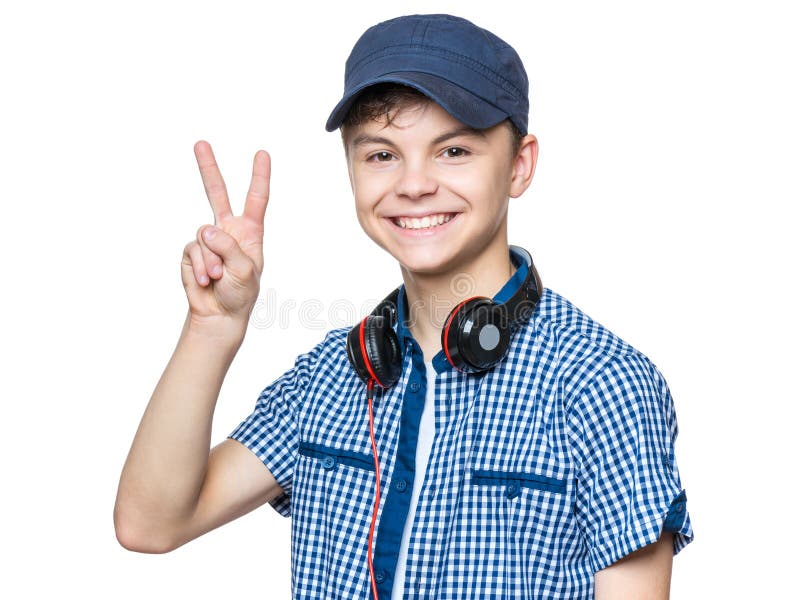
[{"xmin": 115, "ymin": 13, "xmax": 692, "ymax": 599}]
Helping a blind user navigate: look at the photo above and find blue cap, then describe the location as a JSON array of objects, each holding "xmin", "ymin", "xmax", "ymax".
[{"xmin": 325, "ymin": 14, "xmax": 529, "ymax": 135}]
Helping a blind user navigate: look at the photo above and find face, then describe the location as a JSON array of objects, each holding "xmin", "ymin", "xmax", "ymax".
[{"xmin": 345, "ymin": 101, "xmax": 529, "ymax": 277}]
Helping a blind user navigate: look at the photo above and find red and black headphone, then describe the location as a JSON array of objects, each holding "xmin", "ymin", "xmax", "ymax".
[
  {"xmin": 346, "ymin": 245, "xmax": 542, "ymax": 388},
  {"xmin": 345, "ymin": 245, "xmax": 541, "ymax": 600}
]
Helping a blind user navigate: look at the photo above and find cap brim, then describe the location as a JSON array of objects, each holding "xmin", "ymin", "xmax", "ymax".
[{"xmin": 325, "ymin": 71, "xmax": 508, "ymax": 132}]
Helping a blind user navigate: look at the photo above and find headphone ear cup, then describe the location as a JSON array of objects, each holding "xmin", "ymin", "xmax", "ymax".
[
  {"xmin": 364, "ymin": 315, "xmax": 402, "ymax": 388},
  {"xmin": 442, "ymin": 297, "xmax": 511, "ymax": 373},
  {"xmin": 346, "ymin": 322, "xmax": 370, "ymax": 383},
  {"xmin": 346, "ymin": 315, "xmax": 402, "ymax": 388},
  {"xmin": 442, "ymin": 297, "xmax": 489, "ymax": 372}
]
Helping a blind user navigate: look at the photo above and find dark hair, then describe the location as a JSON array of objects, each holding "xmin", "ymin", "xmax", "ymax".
[{"xmin": 340, "ymin": 82, "xmax": 525, "ymax": 160}]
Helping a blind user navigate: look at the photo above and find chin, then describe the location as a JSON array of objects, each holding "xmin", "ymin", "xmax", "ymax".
[{"xmin": 391, "ymin": 245, "xmax": 461, "ymax": 276}]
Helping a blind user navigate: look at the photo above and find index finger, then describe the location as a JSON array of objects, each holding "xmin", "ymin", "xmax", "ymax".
[
  {"xmin": 194, "ymin": 140, "xmax": 233, "ymax": 224},
  {"xmin": 243, "ymin": 149, "xmax": 271, "ymax": 225}
]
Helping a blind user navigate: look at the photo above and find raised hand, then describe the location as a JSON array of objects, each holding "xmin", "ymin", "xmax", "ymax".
[{"xmin": 181, "ymin": 141, "xmax": 270, "ymax": 332}]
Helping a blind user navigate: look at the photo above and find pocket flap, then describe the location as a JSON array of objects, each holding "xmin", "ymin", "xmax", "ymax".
[
  {"xmin": 299, "ymin": 441, "xmax": 375, "ymax": 471},
  {"xmin": 472, "ymin": 469, "xmax": 567, "ymax": 494}
]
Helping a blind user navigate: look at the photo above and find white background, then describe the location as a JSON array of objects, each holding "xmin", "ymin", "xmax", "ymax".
[{"xmin": 1, "ymin": 0, "xmax": 797, "ymax": 597}]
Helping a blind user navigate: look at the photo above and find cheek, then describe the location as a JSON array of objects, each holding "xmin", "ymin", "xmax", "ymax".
[
  {"xmin": 351, "ymin": 168, "xmax": 386, "ymax": 207},
  {"xmin": 352, "ymin": 188, "xmax": 385, "ymax": 237},
  {"xmin": 353, "ymin": 195, "xmax": 373, "ymax": 231},
  {"xmin": 352, "ymin": 176, "xmax": 399, "ymax": 236},
  {"xmin": 441, "ymin": 167, "xmax": 505, "ymax": 212}
]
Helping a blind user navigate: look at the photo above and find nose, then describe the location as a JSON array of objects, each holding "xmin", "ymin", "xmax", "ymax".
[{"xmin": 393, "ymin": 159, "xmax": 438, "ymax": 200}]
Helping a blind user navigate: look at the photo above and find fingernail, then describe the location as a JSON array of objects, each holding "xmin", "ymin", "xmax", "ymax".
[
  {"xmin": 211, "ymin": 265, "xmax": 222, "ymax": 277},
  {"xmin": 204, "ymin": 227, "xmax": 216, "ymax": 241}
]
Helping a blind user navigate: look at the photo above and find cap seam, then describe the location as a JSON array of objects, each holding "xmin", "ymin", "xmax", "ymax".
[{"xmin": 348, "ymin": 44, "xmax": 525, "ymax": 101}]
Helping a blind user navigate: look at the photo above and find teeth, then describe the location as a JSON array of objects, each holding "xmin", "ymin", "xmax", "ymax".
[{"xmin": 394, "ymin": 213, "xmax": 454, "ymax": 230}]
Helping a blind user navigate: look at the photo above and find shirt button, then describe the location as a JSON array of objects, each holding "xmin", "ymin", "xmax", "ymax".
[
  {"xmin": 409, "ymin": 382, "xmax": 420, "ymax": 392},
  {"xmin": 395, "ymin": 479, "xmax": 408, "ymax": 492},
  {"xmin": 375, "ymin": 570, "xmax": 387, "ymax": 584},
  {"xmin": 321, "ymin": 456, "xmax": 336, "ymax": 470},
  {"xmin": 505, "ymin": 481, "xmax": 520, "ymax": 499}
]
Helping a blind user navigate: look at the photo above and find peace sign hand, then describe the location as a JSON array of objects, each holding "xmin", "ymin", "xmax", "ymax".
[{"xmin": 181, "ymin": 141, "xmax": 270, "ymax": 334}]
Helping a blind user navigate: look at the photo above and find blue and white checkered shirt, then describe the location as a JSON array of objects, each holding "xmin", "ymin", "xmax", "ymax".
[{"xmin": 229, "ymin": 258, "xmax": 693, "ymax": 599}]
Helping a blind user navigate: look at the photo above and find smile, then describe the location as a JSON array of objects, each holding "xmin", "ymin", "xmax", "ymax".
[{"xmin": 390, "ymin": 212, "xmax": 457, "ymax": 230}]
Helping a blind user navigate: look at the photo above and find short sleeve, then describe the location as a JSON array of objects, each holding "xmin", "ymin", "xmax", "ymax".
[
  {"xmin": 228, "ymin": 333, "xmax": 328, "ymax": 518},
  {"xmin": 567, "ymin": 351, "xmax": 694, "ymax": 571}
]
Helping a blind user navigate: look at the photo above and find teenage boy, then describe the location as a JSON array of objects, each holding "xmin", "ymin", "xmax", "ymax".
[{"xmin": 115, "ymin": 13, "xmax": 693, "ymax": 599}]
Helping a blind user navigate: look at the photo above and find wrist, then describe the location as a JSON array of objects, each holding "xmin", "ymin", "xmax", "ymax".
[{"xmin": 183, "ymin": 312, "xmax": 248, "ymax": 347}]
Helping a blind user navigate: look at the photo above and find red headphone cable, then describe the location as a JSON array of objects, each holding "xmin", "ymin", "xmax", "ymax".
[{"xmin": 366, "ymin": 379, "xmax": 382, "ymax": 600}]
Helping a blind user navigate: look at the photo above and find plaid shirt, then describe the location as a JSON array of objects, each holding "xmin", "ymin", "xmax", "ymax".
[{"xmin": 229, "ymin": 258, "xmax": 693, "ymax": 599}]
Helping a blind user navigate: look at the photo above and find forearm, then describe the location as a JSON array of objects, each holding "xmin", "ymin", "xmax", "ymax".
[{"xmin": 114, "ymin": 311, "xmax": 246, "ymax": 549}]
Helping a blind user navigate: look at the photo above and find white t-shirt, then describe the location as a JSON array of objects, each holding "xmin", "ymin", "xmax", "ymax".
[{"xmin": 391, "ymin": 361, "xmax": 437, "ymax": 600}]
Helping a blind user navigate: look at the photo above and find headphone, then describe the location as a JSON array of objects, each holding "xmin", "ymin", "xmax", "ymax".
[{"xmin": 346, "ymin": 246, "xmax": 542, "ymax": 389}]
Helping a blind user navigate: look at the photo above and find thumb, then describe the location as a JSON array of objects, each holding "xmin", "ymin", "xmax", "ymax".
[{"xmin": 200, "ymin": 226, "xmax": 257, "ymax": 283}]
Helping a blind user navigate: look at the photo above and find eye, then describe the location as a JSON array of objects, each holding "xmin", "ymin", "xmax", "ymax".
[
  {"xmin": 442, "ymin": 147, "xmax": 470, "ymax": 158},
  {"xmin": 367, "ymin": 151, "xmax": 395, "ymax": 162}
]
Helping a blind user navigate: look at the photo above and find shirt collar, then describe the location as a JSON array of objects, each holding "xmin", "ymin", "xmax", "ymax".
[{"xmin": 394, "ymin": 247, "xmax": 531, "ymax": 372}]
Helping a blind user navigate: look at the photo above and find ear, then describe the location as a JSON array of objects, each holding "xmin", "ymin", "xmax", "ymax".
[{"xmin": 509, "ymin": 134, "xmax": 539, "ymax": 198}]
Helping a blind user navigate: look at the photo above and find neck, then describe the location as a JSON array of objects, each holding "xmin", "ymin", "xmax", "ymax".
[{"xmin": 400, "ymin": 236, "xmax": 515, "ymax": 362}]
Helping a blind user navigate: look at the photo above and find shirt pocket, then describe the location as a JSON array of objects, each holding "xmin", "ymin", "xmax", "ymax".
[
  {"xmin": 438, "ymin": 467, "xmax": 576, "ymax": 595},
  {"xmin": 466, "ymin": 467, "xmax": 572, "ymax": 544}
]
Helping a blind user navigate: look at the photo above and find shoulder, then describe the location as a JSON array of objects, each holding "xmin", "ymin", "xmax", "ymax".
[
  {"xmin": 268, "ymin": 326, "xmax": 352, "ymax": 391},
  {"xmin": 316, "ymin": 325, "xmax": 351, "ymax": 353},
  {"xmin": 301, "ymin": 325, "xmax": 351, "ymax": 370},
  {"xmin": 522, "ymin": 288, "xmax": 669, "ymax": 405},
  {"xmin": 531, "ymin": 287, "xmax": 637, "ymax": 358}
]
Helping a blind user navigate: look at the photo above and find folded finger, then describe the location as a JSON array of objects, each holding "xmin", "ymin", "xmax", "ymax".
[
  {"xmin": 184, "ymin": 241, "xmax": 209, "ymax": 286},
  {"xmin": 200, "ymin": 225, "xmax": 256, "ymax": 283},
  {"xmin": 197, "ymin": 226, "xmax": 224, "ymax": 279}
]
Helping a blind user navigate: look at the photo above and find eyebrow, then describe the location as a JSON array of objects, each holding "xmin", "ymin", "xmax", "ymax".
[{"xmin": 350, "ymin": 126, "xmax": 487, "ymax": 149}]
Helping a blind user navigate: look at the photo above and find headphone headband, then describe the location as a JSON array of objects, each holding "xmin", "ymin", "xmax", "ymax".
[
  {"xmin": 370, "ymin": 286, "xmax": 401, "ymax": 325},
  {"xmin": 504, "ymin": 245, "xmax": 542, "ymax": 334}
]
